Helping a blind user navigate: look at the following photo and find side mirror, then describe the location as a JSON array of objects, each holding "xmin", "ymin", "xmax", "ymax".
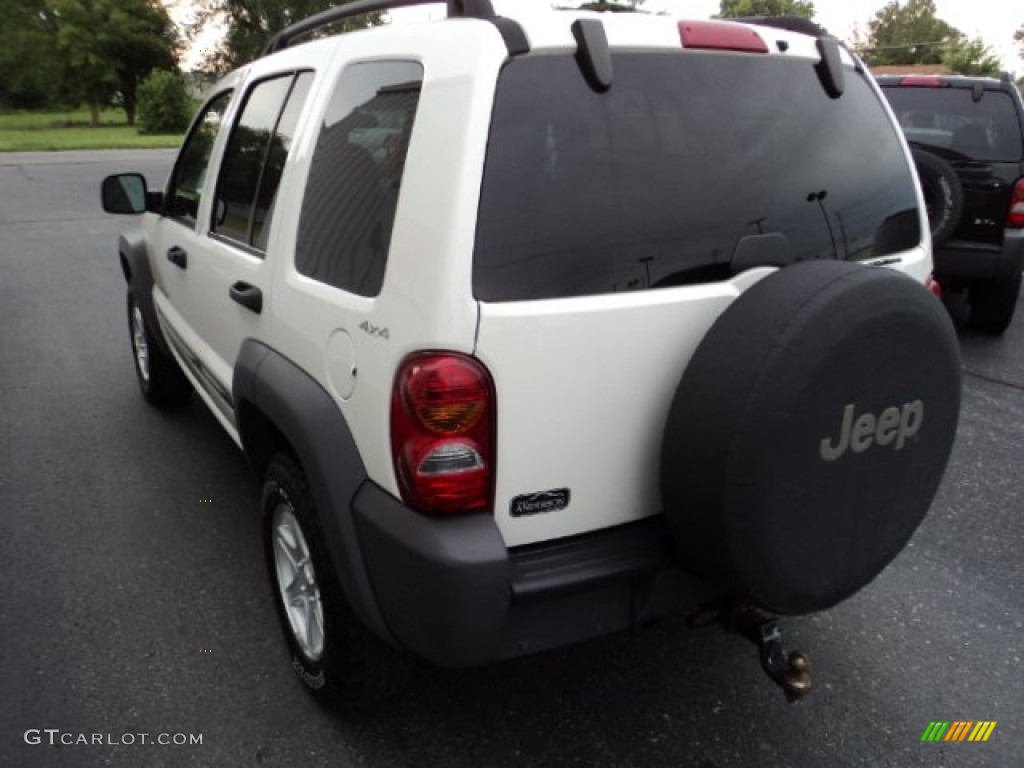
[{"xmin": 101, "ymin": 173, "xmax": 148, "ymax": 214}]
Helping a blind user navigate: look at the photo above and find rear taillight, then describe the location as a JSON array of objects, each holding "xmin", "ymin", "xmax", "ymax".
[
  {"xmin": 678, "ymin": 20, "xmax": 769, "ymax": 53},
  {"xmin": 926, "ymin": 274, "xmax": 943, "ymax": 299},
  {"xmin": 1008, "ymin": 178, "xmax": 1024, "ymax": 228},
  {"xmin": 390, "ymin": 353, "xmax": 496, "ymax": 516}
]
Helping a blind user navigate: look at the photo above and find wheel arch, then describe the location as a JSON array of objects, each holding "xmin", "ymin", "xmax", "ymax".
[
  {"xmin": 119, "ymin": 230, "xmax": 173, "ymax": 358},
  {"xmin": 233, "ymin": 339, "xmax": 396, "ymax": 645}
]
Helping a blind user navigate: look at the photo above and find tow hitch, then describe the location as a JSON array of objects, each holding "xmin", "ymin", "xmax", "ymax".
[{"xmin": 688, "ymin": 601, "xmax": 813, "ymax": 702}]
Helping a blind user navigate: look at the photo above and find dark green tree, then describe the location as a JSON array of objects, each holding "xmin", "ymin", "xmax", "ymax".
[
  {"xmin": 715, "ymin": 0, "xmax": 815, "ymax": 19},
  {"xmin": 941, "ymin": 37, "xmax": 1002, "ymax": 77},
  {"xmin": 53, "ymin": 0, "xmax": 119, "ymax": 124},
  {"xmin": 52, "ymin": 0, "xmax": 179, "ymax": 125},
  {"xmin": 106, "ymin": 1, "xmax": 179, "ymax": 125},
  {"xmin": 0, "ymin": 0, "xmax": 65, "ymax": 108},
  {"xmin": 137, "ymin": 69, "xmax": 192, "ymax": 134},
  {"xmin": 190, "ymin": 0, "xmax": 383, "ymax": 74},
  {"xmin": 859, "ymin": 0, "xmax": 961, "ymax": 67}
]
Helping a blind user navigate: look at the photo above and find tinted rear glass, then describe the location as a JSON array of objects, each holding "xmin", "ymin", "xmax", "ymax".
[
  {"xmin": 474, "ymin": 53, "xmax": 921, "ymax": 302},
  {"xmin": 881, "ymin": 86, "xmax": 1023, "ymax": 163}
]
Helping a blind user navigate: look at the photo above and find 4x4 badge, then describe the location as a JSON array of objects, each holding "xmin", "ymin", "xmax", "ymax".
[{"xmin": 510, "ymin": 488, "xmax": 571, "ymax": 517}]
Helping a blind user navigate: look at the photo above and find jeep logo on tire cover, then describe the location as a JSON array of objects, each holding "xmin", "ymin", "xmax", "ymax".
[{"xmin": 820, "ymin": 400, "xmax": 924, "ymax": 461}]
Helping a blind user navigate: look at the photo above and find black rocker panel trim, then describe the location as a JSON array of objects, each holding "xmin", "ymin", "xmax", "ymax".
[{"xmin": 232, "ymin": 340, "xmax": 395, "ymax": 644}]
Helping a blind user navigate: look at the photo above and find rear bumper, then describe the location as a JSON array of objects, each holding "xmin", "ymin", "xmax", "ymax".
[
  {"xmin": 934, "ymin": 229, "xmax": 1024, "ymax": 282},
  {"xmin": 351, "ymin": 481, "xmax": 716, "ymax": 668}
]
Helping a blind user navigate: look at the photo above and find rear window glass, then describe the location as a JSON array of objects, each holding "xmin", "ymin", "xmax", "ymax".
[
  {"xmin": 474, "ymin": 53, "xmax": 921, "ymax": 303},
  {"xmin": 881, "ymin": 86, "xmax": 1023, "ymax": 163}
]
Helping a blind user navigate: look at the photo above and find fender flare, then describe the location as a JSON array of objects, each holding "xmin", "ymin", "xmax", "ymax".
[
  {"xmin": 118, "ymin": 229, "xmax": 173, "ymax": 358},
  {"xmin": 232, "ymin": 340, "xmax": 395, "ymax": 645}
]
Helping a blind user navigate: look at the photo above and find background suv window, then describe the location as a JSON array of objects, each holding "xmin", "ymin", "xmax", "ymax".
[
  {"xmin": 166, "ymin": 91, "xmax": 232, "ymax": 222},
  {"xmin": 213, "ymin": 71, "xmax": 313, "ymax": 251},
  {"xmin": 296, "ymin": 61, "xmax": 423, "ymax": 297},
  {"xmin": 882, "ymin": 87, "xmax": 1023, "ymax": 163}
]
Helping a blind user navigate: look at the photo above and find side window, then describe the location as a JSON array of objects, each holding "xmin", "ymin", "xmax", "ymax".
[
  {"xmin": 254, "ymin": 72, "xmax": 314, "ymax": 250},
  {"xmin": 213, "ymin": 71, "xmax": 314, "ymax": 251},
  {"xmin": 296, "ymin": 61, "xmax": 423, "ymax": 297},
  {"xmin": 166, "ymin": 91, "xmax": 233, "ymax": 222}
]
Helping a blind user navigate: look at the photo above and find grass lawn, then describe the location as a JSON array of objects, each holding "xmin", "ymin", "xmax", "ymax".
[{"xmin": 0, "ymin": 106, "xmax": 184, "ymax": 152}]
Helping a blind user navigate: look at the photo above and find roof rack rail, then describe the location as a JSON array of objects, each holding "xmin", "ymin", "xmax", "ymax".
[
  {"xmin": 263, "ymin": 0, "xmax": 497, "ymax": 55},
  {"xmin": 726, "ymin": 15, "xmax": 827, "ymax": 39}
]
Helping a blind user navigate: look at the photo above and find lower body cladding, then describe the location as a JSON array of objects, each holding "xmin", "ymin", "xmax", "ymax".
[
  {"xmin": 351, "ymin": 481, "xmax": 716, "ymax": 668},
  {"xmin": 933, "ymin": 229, "xmax": 1024, "ymax": 281},
  {"xmin": 932, "ymin": 231, "xmax": 1023, "ymax": 334}
]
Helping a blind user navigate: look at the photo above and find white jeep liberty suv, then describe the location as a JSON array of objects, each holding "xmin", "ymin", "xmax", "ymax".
[{"xmin": 101, "ymin": 0, "xmax": 962, "ymax": 706}]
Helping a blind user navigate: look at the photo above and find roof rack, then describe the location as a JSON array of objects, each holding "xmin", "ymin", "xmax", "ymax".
[
  {"xmin": 726, "ymin": 16, "xmax": 827, "ymax": 39},
  {"xmin": 263, "ymin": 0, "xmax": 500, "ymax": 55}
]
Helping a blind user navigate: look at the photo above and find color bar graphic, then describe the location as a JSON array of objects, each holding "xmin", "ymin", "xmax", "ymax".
[
  {"xmin": 921, "ymin": 722, "xmax": 949, "ymax": 742},
  {"xmin": 921, "ymin": 721, "xmax": 996, "ymax": 742}
]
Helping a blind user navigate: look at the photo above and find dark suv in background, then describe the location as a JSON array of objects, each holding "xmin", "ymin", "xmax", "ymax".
[{"xmin": 878, "ymin": 73, "xmax": 1024, "ymax": 334}]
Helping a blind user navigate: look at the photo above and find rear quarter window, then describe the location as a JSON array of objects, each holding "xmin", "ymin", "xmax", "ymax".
[
  {"xmin": 295, "ymin": 61, "xmax": 423, "ymax": 297},
  {"xmin": 474, "ymin": 52, "xmax": 922, "ymax": 302}
]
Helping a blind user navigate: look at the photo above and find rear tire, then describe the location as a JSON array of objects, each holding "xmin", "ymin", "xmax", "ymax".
[
  {"xmin": 970, "ymin": 271, "xmax": 1022, "ymax": 336},
  {"xmin": 127, "ymin": 289, "xmax": 191, "ymax": 407},
  {"xmin": 262, "ymin": 452, "xmax": 412, "ymax": 708}
]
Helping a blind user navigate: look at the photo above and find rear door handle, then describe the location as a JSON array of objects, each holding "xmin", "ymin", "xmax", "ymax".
[
  {"xmin": 229, "ymin": 281, "xmax": 263, "ymax": 314},
  {"xmin": 166, "ymin": 246, "xmax": 188, "ymax": 269}
]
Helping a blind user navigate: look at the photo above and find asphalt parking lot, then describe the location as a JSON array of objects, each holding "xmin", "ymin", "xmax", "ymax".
[{"xmin": 1, "ymin": 149, "xmax": 1021, "ymax": 767}]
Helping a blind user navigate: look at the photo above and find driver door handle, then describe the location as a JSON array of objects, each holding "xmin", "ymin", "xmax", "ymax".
[
  {"xmin": 166, "ymin": 246, "xmax": 188, "ymax": 269},
  {"xmin": 229, "ymin": 281, "xmax": 263, "ymax": 314}
]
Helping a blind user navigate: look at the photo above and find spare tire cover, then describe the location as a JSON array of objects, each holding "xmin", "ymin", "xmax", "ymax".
[
  {"xmin": 912, "ymin": 149, "xmax": 964, "ymax": 245},
  {"xmin": 660, "ymin": 261, "xmax": 961, "ymax": 615}
]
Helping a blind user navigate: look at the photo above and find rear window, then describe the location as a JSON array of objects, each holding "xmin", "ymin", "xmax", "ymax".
[
  {"xmin": 881, "ymin": 86, "xmax": 1023, "ymax": 163},
  {"xmin": 474, "ymin": 53, "xmax": 921, "ymax": 303}
]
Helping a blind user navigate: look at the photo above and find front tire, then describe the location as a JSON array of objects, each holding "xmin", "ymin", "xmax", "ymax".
[
  {"xmin": 126, "ymin": 289, "xmax": 191, "ymax": 407},
  {"xmin": 262, "ymin": 453, "xmax": 412, "ymax": 708}
]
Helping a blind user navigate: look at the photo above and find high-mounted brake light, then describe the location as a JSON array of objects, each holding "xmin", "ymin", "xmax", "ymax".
[
  {"xmin": 1009, "ymin": 179, "xmax": 1024, "ymax": 228},
  {"xmin": 898, "ymin": 76, "xmax": 944, "ymax": 87},
  {"xmin": 390, "ymin": 353, "xmax": 496, "ymax": 516},
  {"xmin": 678, "ymin": 20, "xmax": 769, "ymax": 54}
]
